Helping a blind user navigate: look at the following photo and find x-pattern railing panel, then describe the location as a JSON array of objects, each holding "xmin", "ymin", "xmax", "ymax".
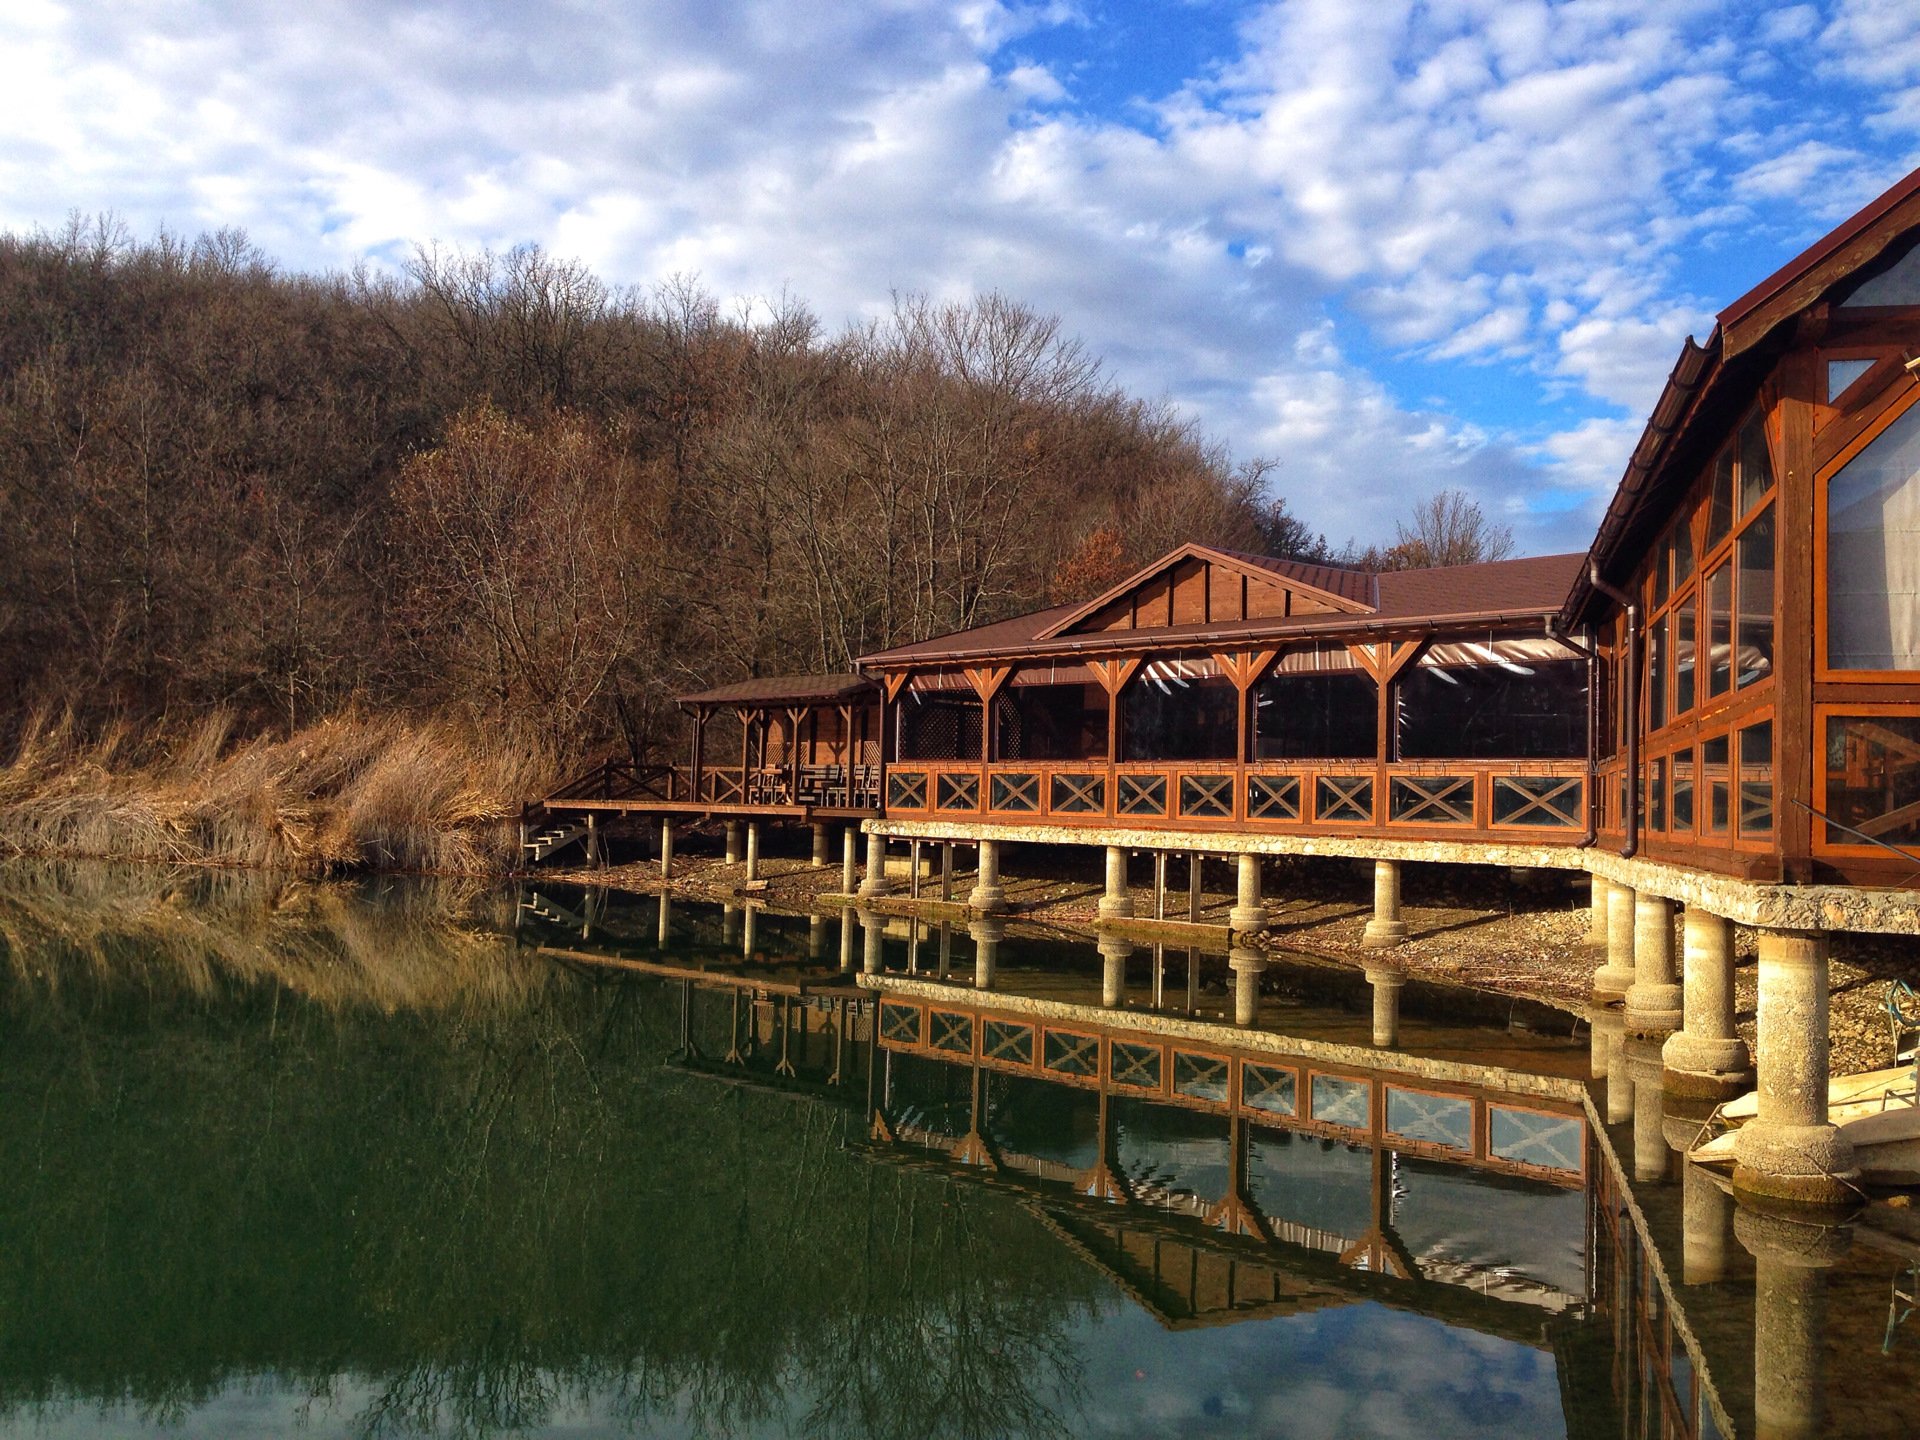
[
  {"xmin": 1390, "ymin": 774, "xmax": 1475, "ymax": 825},
  {"xmin": 989, "ymin": 771, "xmax": 1040, "ymax": 812},
  {"xmin": 1310, "ymin": 1074, "xmax": 1371, "ymax": 1128},
  {"xmin": 983, "ymin": 1020, "xmax": 1034, "ymax": 1065},
  {"xmin": 879, "ymin": 1002, "xmax": 923, "ymax": 1045},
  {"xmin": 1385, "ymin": 1087, "xmax": 1474, "ymax": 1151},
  {"xmin": 1241, "ymin": 1063, "xmax": 1297, "ymax": 1116},
  {"xmin": 1173, "ymin": 1051, "xmax": 1229, "ymax": 1102},
  {"xmin": 1116, "ymin": 773, "xmax": 1168, "ymax": 816},
  {"xmin": 1491, "ymin": 775, "xmax": 1583, "ymax": 828},
  {"xmin": 1315, "ymin": 775, "xmax": 1374, "ymax": 824},
  {"xmin": 1179, "ymin": 773, "xmax": 1234, "ymax": 818},
  {"xmin": 1488, "ymin": 1107, "xmax": 1583, "ymax": 1174},
  {"xmin": 1246, "ymin": 774, "xmax": 1301, "ymax": 821},
  {"xmin": 929, "ymin": 1010, "xmax": 974, "ymax": 1054},
  {"xmin": 1042, "ymin": 1029, "xmax": 1099, "ymax": 1076},
  {"xmin": 1110, "ymin": 1041, "xmax": 1162, "ymax": 1090},
  {"xmin": 887, "ymin": 771, "xmax": 928, "ymax": 810},
  {"xmin": 936, "ymin": 772, "xmax": 981, "ymax": 812},
  {"xmin": 1049, "ymin": 772, "xmax": 1107, "ymax": 815}
]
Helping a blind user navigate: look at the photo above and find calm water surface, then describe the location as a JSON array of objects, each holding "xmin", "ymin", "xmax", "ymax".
[{"xmin": 1, "ymin": 865, "xmax": 1915, "ymax": 1438}]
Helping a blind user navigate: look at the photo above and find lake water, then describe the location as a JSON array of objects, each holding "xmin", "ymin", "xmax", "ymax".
[{"xmin": 0, "ymin": 864, "xmax": 1913, "ymax": 1438}]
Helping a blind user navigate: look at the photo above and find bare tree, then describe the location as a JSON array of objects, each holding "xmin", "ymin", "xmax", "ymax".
[{"xmin": 1384, "ymin": 488, "xmax": 1515, "ymax": 569}]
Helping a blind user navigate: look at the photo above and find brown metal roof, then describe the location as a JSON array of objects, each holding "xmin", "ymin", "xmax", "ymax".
[
  {"xmin": 857, "ymin": 553, "xmax": 1582, "ymax": 667},
  {"xmin": 678, "ymin": 672, "xmax": 876, "ymax": 707},
  {"xmin": 1214, "ymin": 548, "xmax": 1378, "ymax": 606}
]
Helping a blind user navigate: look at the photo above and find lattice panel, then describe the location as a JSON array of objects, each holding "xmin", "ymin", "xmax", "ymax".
[
  {"xmin": 1116, "ymin": 773, "xmax": 1167, "ymax": 816},
  {"xmin": 1389, "ymin": 775, "xmax": 1474, "ymax": 825},
  {"xmin": 1739, "ymin": 780, "xmax": 1773, "ymax": 834},
  {"xmin": 1488, "ymin": 1107, "xmax": 1583, "ymax": 1174},
  {"xmin": 929, "ymin": 1010, "xmax": 974, "ymax": 1055},
  {"xmin": 887, "ymin": 771, "xmax": 928, "ymax": 810},
  {"xmin": 1242, "ymin": 1063, "xmax": 1297, "ymax": 1116},
  {"xmin": 1049, "ymin": 772, "xmax": 1107, "ymax": 815},
  {"xmin": 1310, "ymin": 1074, "xmax": 1371, "ymax": 1128},
  {"xmin": 1110, "ymin": 1041, "xmax": 1163, "ymax": 1090},
  {"xmin": 983, "ymin": 1020, "xmax": 1034, "ymax": 1065},
  {"xmin": 1386, "ymin": 1087, "xmax": 1473, "ymax": 1151},
  {"xmin": 1315, "ymin": 775, "xmax": 1374, "ymax": 823},
  {"xmin": 1173, "ymin": 1051, "xmax": 1229, "ymax": 1103},
  {"xmin": 1043, "ymin": 1030, "xmax": 1099, "ymax": 1077},
  {"xmin": 1246, "ymin": 774, "xmax": 1300, "ymax": 821},
  {"xmin": 1179, "ymin": 773, "xmax": 1234, "ymax": 818},
  {"xmin": 879, "ymin": 1002, "xmax": 923, "ymax": 1046},
  {"xmin": 936, "ymin": 772, "xmax": 981, "ymax": 811},
  {"xmin": 1491, "ymin": 775, "xmax": 1583, "ymax": 828},
  {"xmin": 989, "ymin": 771, "xmax": 1040, "ymax": 812}
]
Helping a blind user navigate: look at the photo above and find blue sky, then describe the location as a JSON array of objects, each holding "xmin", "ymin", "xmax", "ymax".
[{"xmin": 2, "ymin": 0, "xmax": 1917, "ymax": 554}]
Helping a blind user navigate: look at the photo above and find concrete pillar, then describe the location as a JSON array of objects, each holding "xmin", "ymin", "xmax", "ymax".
[
  {"xmin": 1098, "ymin": 846, "xmax": 1135, "ymax": 920},
  {"xmin": 1229, "ymin": 853, "xmax": 1267, "ymax": 934},
  {"xmin": 1664, "ymin": 908, "xmax": 1753, "ymax": 1098},
  {"xmin": 1587, "ymin": 1005, "xmax": 1611, "ymax": 1080},
  {"xmin": 968, "ymin": 838, "xmax": 1006, "ymax": 913},
  {"xmin": 1624, "ymin": 892, "xmax": 1682, "ymax": 1035},
  {"xmin": 858, "ymin": 830, "xmax": 892, "ymax": 898},
  {"xmin": 1626, "ymin": 1036, "xmax": 1670, "ymax": 1184},
  {"xmin": 725, "ymin": 821, "xmax": 743, "ymax": 865},
  {"xmin": 970, "ymin": 916, "xmax": 1003, "ymax": 990},
  {"xmin": 811, "ymin": 822, "xmax": 830, "ymax": 868},
  {"xmin": 808, "ymin": 912, "xmax": 826, "ymax": 960},
  {"xmin": 741, "ymin": 903, "xmax": 757, "ymax": 957},
  {"xmin": 841, "ymin": 828, "xmax": 858, "ymax": 894},
  {"xmin": 1586, "ymin": 873, "xmax": 1608, "ymax": 944},
  {"xmin": 722, "ymin": 903, "xmax": 740, "ymax": 946},
  {"xmin": 1361, "ymin": 859, "xmax": 1408, "ymax": 948},
  {"xmin": 656, "ymin": 892, "xmax": 671, "ymax": 947},
  {"xmin": 1596, "ymin": 1008, "xmax": 1632, "ymax": 1125},
  {"xmin": 1228, "ymin": 946, "xmax": 1266, "ymax": 1027},
  {"xmin": 1734, "ymin": 930, "xmax": 1857, "ymax": 1205},
  {"xmin": 1365, "ymin": 965, "xmax": 1405, "ymax": 1048},
  {"xmin": 859, "ymin": 908, "xmax": 885, "ymax": 975},
  {"xmin": 659, "ymin": 819, "xmax": 674, "ymax": 879},
  {"xmin": 838, "ymin": 909, "xmax": 854, "ymax": 972},
  {"xmin": 1098, "ymin": 933, "xmax": 1132, "ymax": 1008},
  {"xmin": 1679, "ymin": 1137, "xmax": 1732, "ymax": 1285},
  {"xmin": 1736, "ymin": 1206, "xmax": 1851, "ymax": 1440},
  {"xmin": 1593, "ymin": 880, "xmax": 1636, "ymax": 1001},
  {"xmin": 744, "ymin": 822, "xmax": 761, "ymax": 882}
]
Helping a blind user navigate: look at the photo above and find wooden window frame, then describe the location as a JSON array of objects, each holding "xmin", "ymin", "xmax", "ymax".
[
  {"xmin": 1814, "ymin": 382, "xmax": 1920, "ymax": 685},
  {"xmin": 1812, "ymin": 702, "xmax": 1920, "ymax": 858}
]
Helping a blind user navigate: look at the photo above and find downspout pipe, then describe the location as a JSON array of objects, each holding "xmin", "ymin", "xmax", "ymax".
[
  {"xmin": 1544, "ymin": 616, "xmax": 1600, "ymax": 848},
  {"xmin": 1587, "ymin": 563, "xmax": 1639, "ymax": 859}
]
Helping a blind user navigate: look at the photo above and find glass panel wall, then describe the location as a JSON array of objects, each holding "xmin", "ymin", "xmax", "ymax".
[
  {"xmin": 1120, "ymin": 675, "xmax": 1238, "ymax": 762},
  {"xmin": 1823, "ymin": 715, "xmax": 1920, "ymax": 847},
  {"xmin": 1397, "ymin": 658, "xmax": 1586, "ymax": 760},
  {"xmin": 995, "ymin": 684, "xmax": 1108, "ymax": 761},
  {"xmin": 1251, "ymin": 673, "xmax": 1375, "ymax": 759},
  {"xmin": 1828, "ymin": 400, "xmax": 1920, "ymax": 671}
]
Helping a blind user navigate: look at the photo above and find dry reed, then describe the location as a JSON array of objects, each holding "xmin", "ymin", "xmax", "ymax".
[{"xmin": 0, "ymin": 711, "xmax": 564, "ymax": 876}]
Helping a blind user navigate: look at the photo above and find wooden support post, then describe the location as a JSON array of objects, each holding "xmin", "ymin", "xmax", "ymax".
[
  {"xmin": 586, "ymin": 812, "xmax": 599, "ymax": 868},
  {"xmin": 1188, "ymin": 854, "xmax": 1202, "ymax": 922},
  {"xmin": 691, "ymin": 710, "xmax": 707, "ymax": 802},
  {"xmin": 942, "ymin": 842, "xmax": 954, "ymax": 901},
  {"xmin": 659, "ymin": 818, "xmax": 673, "ymax": 880},
  {"xmin": 910, "ymin": 839, "xmax": 923, "ymax": 899},
  {"xmin": 1154, "ymin": 852, "xmax": 1167, "ymax": 920},
  {"xmin": 842, "ymin": 827, "xmax": 858, "ymax": 894}
]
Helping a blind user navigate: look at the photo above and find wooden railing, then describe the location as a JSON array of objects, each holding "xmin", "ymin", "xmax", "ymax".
[
  {"xmin": 880, "ymin": 759, "xmax": 1587, "ymax": 841},
  {"xmin": 547, "ymin": 758, "xmax": 677, "ymax": 802}
]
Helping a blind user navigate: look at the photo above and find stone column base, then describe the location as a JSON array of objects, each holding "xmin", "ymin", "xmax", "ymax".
[
  {"xmin": 1733, "ymin": 1122, "xmax": 1860, "ymax": 1208},
  {"xmin": 1361, "ymin": 919, "xmax": 1408, "ymax": 948},
  {"xmin": 1591, "ymin": 964, "xmax": 1635, "ymax": 1004},
  {"xmin": 1098, "ymin": 896, "xmax": 1135, "ymax": 919},
  {"xmin": 968, "ymin": 883, "xmax": 1007, "ymax": 914},
  {"xmin": 1228, "ymin": 905, "xmax": 1268, "ymax": 934},
  {"xmin": 1662, "ymin": 1032, "xmax": 1753, "ymax": 1100},
  {"xmin": 1624, "ymin": 983, "xmax": 1683, "ymax": 1036}
]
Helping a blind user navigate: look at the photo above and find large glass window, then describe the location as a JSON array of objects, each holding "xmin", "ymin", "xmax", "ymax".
[
  {"xmin": 1397, "ymin": 658, "xmax": 1587, "ymax": 760},
  {"xmin": 1705, "ymin": 564, "xmax": 1732, "ymax": 697},
  {"xmin": 1828, "ymin": 400, "xmax": 1920, "ymax": 671},
  {"xmin": 1738, "ymin": 415, "xmax": 1775, "ymax": 513},
  {"xmin": 1673, "ymin": 597, "xmax": 1696, "ymax": 716},
  {"xmin": 995, "ymin": 684, "xmax": 1107, "ymax": 761},
  {"xmin": 1824, "ymin": 715, "xmax": 1920, "ymax": 848},
  {"xmin": 1252, "ymin": 672, "xmax": 1376, "ymax": 759},
  {"xmin": 1645, "ymin": 622, "xmax": 1665, "ymax": 730},
  {"xmin": 1121, "ymin": 674, "xmax": 1239, "ymax": 761},
  {"xmin": 1702, "ymin": 734, "xmax": 1731, "ymax": 836},
  {"xmin": 1671, "ymin": 747, "xmax": 1695, "ymax": 833},
  {"xmin": 1736, "ymin": 505, "xmax": 1774, "ymax": 689},
  {"xmin": 1740, "ymin": 721, "xmax": 1774, "ymax": 839}
]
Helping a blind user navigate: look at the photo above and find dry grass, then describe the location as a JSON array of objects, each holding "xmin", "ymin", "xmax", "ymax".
[
  {"xmin": 0, "ymin": 711, "xmax": 564, "ymax": 876},
  {"xmin": 0, "ymin": 858, "xmax": 559, "ymax": 1012}
]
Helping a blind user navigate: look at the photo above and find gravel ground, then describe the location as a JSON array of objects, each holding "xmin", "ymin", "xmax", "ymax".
[{"xmin": 544, "ymin": 844, "xmax": 1913, "ymax": 1078}]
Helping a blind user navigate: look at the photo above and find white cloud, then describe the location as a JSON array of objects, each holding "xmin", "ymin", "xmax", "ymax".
[{"xmin": 0, "ymin": 0, "xmax": 1914, "ymax": 558}]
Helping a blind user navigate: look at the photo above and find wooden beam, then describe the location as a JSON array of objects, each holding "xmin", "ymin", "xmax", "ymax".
[{"xmin": 883, "ymin": 670, "xmax": 913, "ymax": 703}]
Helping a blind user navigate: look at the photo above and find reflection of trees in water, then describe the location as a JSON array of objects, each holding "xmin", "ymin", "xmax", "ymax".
[{"xmin": 0, "ymin": 864, "xmax": 1099, "ymax": 1440}]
